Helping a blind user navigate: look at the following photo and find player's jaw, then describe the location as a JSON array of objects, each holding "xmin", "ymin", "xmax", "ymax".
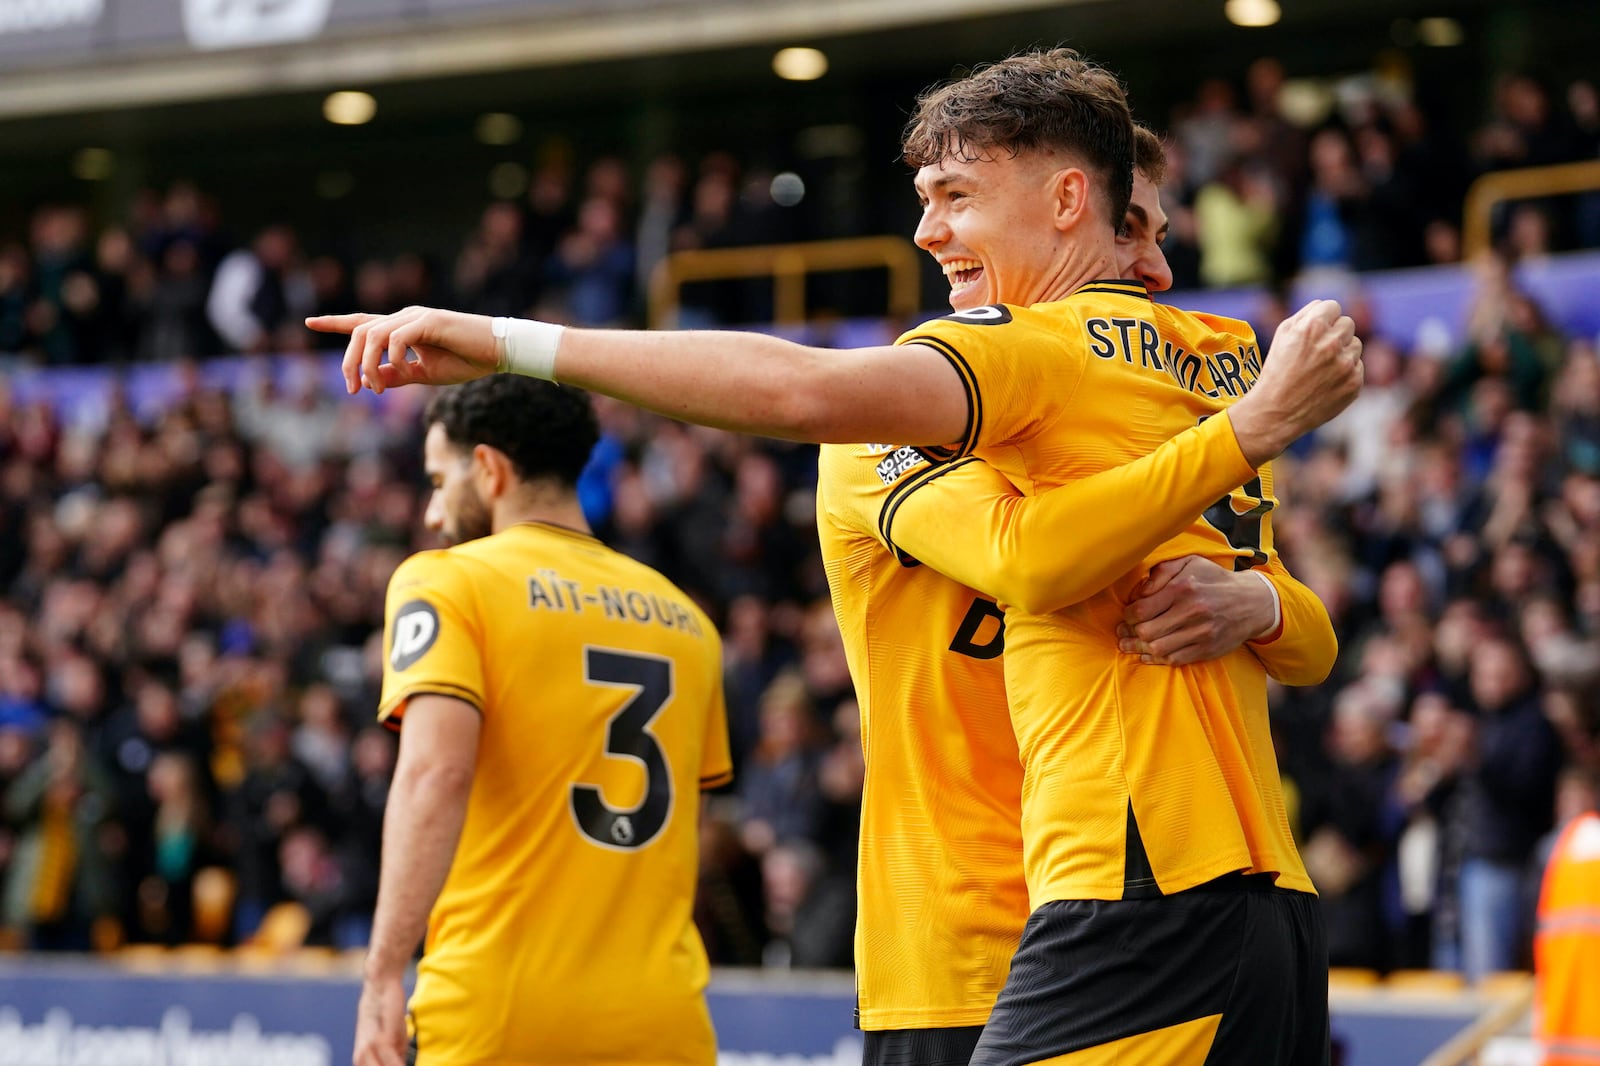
[
  {"xmin": 423, "ymin": 424, "xmax": 495, "ymax": 546},
  {"xmin": 437, "ymin": 489, "xmax": 493, "ymax": 547}
]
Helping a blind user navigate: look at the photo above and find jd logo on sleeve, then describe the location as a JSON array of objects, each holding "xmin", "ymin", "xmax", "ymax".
[{"xmin": 390, "ymin": 601, "xmax": 440, "ymax": 672}]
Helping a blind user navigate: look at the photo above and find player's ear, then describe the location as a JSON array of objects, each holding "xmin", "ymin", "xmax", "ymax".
[
  {"xmin": 1052, "ymin": 167, "xmax": 1091, "ymax": 233},
  {"xmin": 470, "ymin": 443, "xmax": 514, "ymax": 499}
]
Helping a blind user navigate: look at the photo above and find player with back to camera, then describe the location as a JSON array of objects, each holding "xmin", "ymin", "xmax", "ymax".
[
  {"xmin": 354, "ymin": 376, "xmax": 731, "ymax": 1066},
  {"xmin": 317, "ymin": 49, "xmax": 1362, "ymax": 1065}
]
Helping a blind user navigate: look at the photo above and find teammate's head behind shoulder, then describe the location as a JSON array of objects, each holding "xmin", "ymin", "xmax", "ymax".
[
  {"xmin": 1118, "ymin": 123, "xmax": 1174, "ymax": 294},
  {"xmin": 422, "ymin": 376, "xmax": 598, "ymax": 545}
]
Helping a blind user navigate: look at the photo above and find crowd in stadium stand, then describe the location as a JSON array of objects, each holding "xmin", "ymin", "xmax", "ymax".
[
  {"xmin": 1158, "ymin": 63, "xmax": 1600, "ymax": 289},
  {"xmin": 2, "ymin": 66, "xmax": 1598, "ymax": 363},
  {"xmin": 1, "ymin": 61, "xmax": 1599, "ymax": 978}
]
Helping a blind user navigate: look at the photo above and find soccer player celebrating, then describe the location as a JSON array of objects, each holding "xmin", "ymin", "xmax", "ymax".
[
  {"xmin": 317, "ymin": 49, "xmax": 1361, "ymax": 1065},
  {"xmin": 812, "ymin": 124, "xmax": 1335, "ymax": 1066},
  {"xmin": 355, "ymin": 377, "xmax": 730, "ymax": 1066}
]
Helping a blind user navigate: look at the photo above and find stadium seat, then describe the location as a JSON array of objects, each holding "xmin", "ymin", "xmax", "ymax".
[
  {"xmin": 1477, "ymin": 971, "xmax": 1535, "ymax": 998},
  {"xmin": 1327, "ymin": 967, "xmax": 1382, "ymax": 990},
  {"xmin": 168, "ymin": 944, "xmax": 229, "ymax": 972},
  {"xmin": 1383, "ymin": 969, "xmax": 1468, "ymax": 994},
  {"xmin": 114, "ymin": 944, "xmax": 174, "ymax": 973},
  {"xmin": 243, "ymin": 902, "xmax": 312, "ymax": 953},
  {"xmin": 191, "ymin": 866, "xmax": 238, "ymax": 944}
]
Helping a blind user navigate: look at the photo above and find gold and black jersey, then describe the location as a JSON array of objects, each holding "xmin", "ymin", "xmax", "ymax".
[
  {"xmin": 818, "ymin": 442, "xmax": 1029, "ymax": 1031},
  {"xmin": 379, "ymin": 522, "xmax": 731, "ymax": 1066},
  {"xmin": 890, "ymin": 281, "xmax": 1317, "ymax": 906}
]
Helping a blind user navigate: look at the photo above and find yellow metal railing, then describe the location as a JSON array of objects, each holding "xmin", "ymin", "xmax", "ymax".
[
  {"xmin": 1462, "ymin": 158, "xmax": 1600, "ymax": 257},
  {"xmin": 1417, "ymin": 973, "xmax": 1535, "ymax": 1066},
  {"xmin": 647, "ymin": 236, "xmax": 922, "ymax": 330}
]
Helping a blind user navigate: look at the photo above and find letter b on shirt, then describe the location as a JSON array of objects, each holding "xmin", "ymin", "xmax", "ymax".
[{"xmin": 950, "ymin": 598, "xmax": 1005, "ymax": 660}]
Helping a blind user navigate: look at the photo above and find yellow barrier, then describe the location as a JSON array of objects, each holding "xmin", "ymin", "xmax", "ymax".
[
  {"xmin": 647, "ymin": 236, "xmax": 922, "ymax": 330},
  {"xmin": 1462, "ymin": 158, "xmax": 1600, "ymax": 258},
  {"xmin": 1417, "ymin": 973, "xmax": 1534, "ymax": 1066}
]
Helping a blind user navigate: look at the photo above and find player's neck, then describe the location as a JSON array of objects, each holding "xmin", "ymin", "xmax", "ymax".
[
  {"xmin": 1039, "ymin": 237, "xmax": 1119, "ymax": 303},
  {"xmin": 492, "ymin": 486, "xmax": 592, "ymax": 538}
]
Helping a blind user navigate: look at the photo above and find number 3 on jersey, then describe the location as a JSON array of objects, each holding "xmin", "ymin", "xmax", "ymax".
[{"xmin": 571, "ymin": 648, "xmax": 675, "ymax": 850}]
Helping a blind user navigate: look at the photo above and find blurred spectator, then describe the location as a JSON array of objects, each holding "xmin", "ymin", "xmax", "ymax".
[
  {"xmin": 545, "ymin": 196, "xmax": 635, "ymax": 326},
  {"xmin": 1452, "ymin": 636, "xmax": 1564, "ymax": 979},
  {"xmin": 695, "ymin": 805, "xmax": 765, "ymax": 967},
  {"xmin": 1194, "ymin": 158, "xmax": 1278, "ymax": 287},
  {"xmin": 759, "ymin": 839, "xmax": 854, "ymax": 969},
  {"xmin": 455, "ymin": 201, "xmax": 539, "ymax": 318},
  {"xmin": 225, "ymin": 714, "xmax": 329, "ymax": 939},
  {"xmin": 2, "ymin": 721, "xmax": 120, "ymax": 950},
  {"xmin": 129, "ymin": 751, "xmax": 212, "ymax": 944},
  {"xmin": 1382, "ymin": 692, "xmax": 1473, "ymax": 970},
  {"xmin": 1301, "ymin": 679, "xmax": 1401, "ymax": 969},
  {"xmin": 1297, "ymin": 128, "xmax": 1373, "ymax": 273},
  {"xmin": 277, "ymin": 824, "xmax": 367, "ymax": 948},
  {"xmin": 140, "ymin": 238, "xmax": 217, "ymax": 362},
  {"xmin": 207, "ymin": 225, "xmax": 313, "ymax": 354},
  {"xmin": 737, "ymin": 671, "xmax": 824, "ymax": 858}
]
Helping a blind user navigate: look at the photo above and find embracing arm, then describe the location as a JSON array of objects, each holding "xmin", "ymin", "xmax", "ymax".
[
  {"xmin": 880, "ymin": 412, "xmax": 1259, "ymax": 613},
  {"xmin": 1248, "ymin": 558, "xmax": 1339, "ymax": 686}
]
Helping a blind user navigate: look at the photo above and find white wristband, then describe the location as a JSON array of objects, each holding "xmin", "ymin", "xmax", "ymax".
[
  {"xmin": 492, "ymin": 317, "xmax": 566, "ymax": 380},
  {"xmin": 1248, "ymin": 570, "xmax": 1282, "ymax": 641}
]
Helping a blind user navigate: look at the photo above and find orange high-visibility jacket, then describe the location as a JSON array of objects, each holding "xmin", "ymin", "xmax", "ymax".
[{"xmin": 1536, "ymin": 811, "xmax": 1600, "ymax": 1065}]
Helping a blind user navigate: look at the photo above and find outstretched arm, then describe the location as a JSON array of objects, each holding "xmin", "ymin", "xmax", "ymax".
[
  {"xmin": 306, "ymin": 298, "xmax": 1362, "ymax": 461},
  {"xmin": 310, "ymin": 307, "xmax": 972, "ymax": 447}
]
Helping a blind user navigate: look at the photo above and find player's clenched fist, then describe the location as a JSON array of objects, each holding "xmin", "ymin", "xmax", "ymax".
[
  {"xmin": 1227, "ymin": 298, "xmax": 1364, "ymax": 466},
  {"xmin": 307, "ymin": 306, "xmax": 504, "ymax": 395}
]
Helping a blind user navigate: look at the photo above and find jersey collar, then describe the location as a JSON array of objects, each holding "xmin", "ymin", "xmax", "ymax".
[
  {"xmin": 1070, "ymin": 278, "xmax": 1152, "ymax": 301},
  {"xmin": 512, "ymin": 519, "xmax": 601, "ymax": 543}
]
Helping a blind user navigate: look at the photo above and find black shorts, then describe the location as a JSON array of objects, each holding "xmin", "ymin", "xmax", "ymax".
[
  {"xmin": 863, "ymin": 1026, "xmax": 985, "ymax": 1066},
  {"xmin": 970, "ymin": 874, "xmax": 1329, "ymax": 1066}
]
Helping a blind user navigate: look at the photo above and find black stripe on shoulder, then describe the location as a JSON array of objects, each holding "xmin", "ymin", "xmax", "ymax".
[
  {"xmin": 903, "ymin": 334, "xmax": 982, "ymax": 459},
  {"xmin": 878, "ymin": 456, "xmax": 985, "ymax": 568}
]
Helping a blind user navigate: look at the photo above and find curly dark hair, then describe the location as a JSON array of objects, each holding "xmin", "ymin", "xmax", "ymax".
[
  {"xmin": 425, "ymin": 376, "xmax": 598, "ymax": 489},
  {"xmin": 902, "ymin": 47, "xmax": 1134, "ymax": 227}
]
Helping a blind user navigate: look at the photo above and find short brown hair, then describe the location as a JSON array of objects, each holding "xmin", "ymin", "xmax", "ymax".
[
  {"xmin": 1133, "ymin": 123, "xmax": 1167, "ymax": 188},
  {"xmin": 902, "ymin": 47, "xmax": 1134, "ymax": 227}
]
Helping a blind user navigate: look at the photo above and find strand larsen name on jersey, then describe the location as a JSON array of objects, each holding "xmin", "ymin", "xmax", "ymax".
[
  {"xmin": 528, "ymin": 570, "xmax": 704, "ymax": 636},
  {"xmin": 1085, "ymin": 316, "xmax": 1262, "ymax": 399}
]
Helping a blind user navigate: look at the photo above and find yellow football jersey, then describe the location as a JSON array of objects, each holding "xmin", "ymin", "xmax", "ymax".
[
  {"xmin": 818, "ymin": 442, "xmax": 1029, "ymax": 1031},
  {"xmin": 818, "ymin": 406, "xmax": 1333, "ymax": 1028},
  {"xmin": 890, "ymin": 280, "xmax": 1318, "ymax": 906},
  {"xmin": 379, "ymin": 521, "xmax": 731, "ymax": 1066}
]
